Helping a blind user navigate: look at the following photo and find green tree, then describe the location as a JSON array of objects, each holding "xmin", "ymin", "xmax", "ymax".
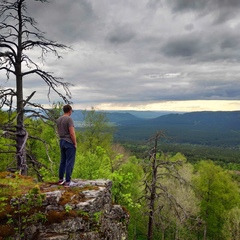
[
  {"xmin": 79, "ymin": 108, "xmax": 114, "ymax": 154},
  {"xmin": 193, "ymin": 160, "xmax": 240, "ymax": 240},
  {"xmin": 113, "ymin": 156, "xmax": 145, "ymax": 240},
  {"xmin": 73, "ymin": 108, "xmax": 114, "ymax": 179},
  {"xmin": 73, "ymin": 146, "xmax": 112, "ymax": 180},
  {"xmin": 25, "ymin": 117, "xmax": 60, "ymax": 180},
  {"xmin": 111, "ymin": 156, "xmax": 143, "ymax": 208},
  {"xmin": 223, "ymin": 207, "xmax": 240, "ymax": 240},
  {"xmin": 0, "ymin": 109, "xmax": 15, "ymax": 171},
  {"xmin": 0, "ymin": 0, "xmax": 71, "ymax": 175}
]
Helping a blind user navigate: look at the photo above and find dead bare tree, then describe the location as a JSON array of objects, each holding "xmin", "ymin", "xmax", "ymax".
[
  {"xmin": 0, "ymin": 0, "xmax": 71, "ymax": 175},
  {"xmin": 141, "ymin": 131, "xmax": 194, "ymax": 240}
]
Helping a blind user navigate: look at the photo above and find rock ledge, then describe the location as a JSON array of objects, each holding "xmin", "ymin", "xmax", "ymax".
[{"xmin": 25, "ymin": 179, "xmax": 129, "ymax": 240}]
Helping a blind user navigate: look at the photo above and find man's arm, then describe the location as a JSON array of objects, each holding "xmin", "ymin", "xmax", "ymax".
[{"xmin": 69, "ymin": 126, "xmax": 77, "ymax": 148}]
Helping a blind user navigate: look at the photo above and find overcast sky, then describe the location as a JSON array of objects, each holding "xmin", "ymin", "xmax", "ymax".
[{"xmin": 1, "ymin": 0, "xmax": 240, "ymax": 111}]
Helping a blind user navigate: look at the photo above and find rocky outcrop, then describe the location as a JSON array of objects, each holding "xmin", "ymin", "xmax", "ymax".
[{"xmin": 25, "ymin": 179, "xmax": 129, "ymax": 240}]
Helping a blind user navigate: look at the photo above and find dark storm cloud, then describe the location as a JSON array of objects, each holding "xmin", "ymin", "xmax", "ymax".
[
  {"xmin": 106, "ymin": 25, "xmax": 136, "ymax": 44},
  {"xmin": 161, "ymin": 35, "xmax": 201, "ymax": 58},
  {"xmin": 199, "ymin": 82, "xmax": 240, "ymax": 100},
  {"xmin": 168, "ymin": 0, "xmax": 240, "ymax": 24},
  {"xmin": 169, "ymin": 0, "xmax": 240, "ymax": 12},
  {"xmin": 220, "ymin": 37, "xmax": 240, "ymax": 50},
  {"xmin": 169, "ymin": 0, "xmax": 206, "ymax": 12},
  {"xmin": 27, "ymin": 0, "xmax": 99, "ymax": 43},
  {"xmin": 160, "ymin": 25, "xmax": 240, "ymax": 63}
]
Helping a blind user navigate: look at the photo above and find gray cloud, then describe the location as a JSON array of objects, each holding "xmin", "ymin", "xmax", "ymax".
[
  {"xmin": 161, "ymin": 35, "xmax": 201, "ymax": 58},
  {"xmin": 106, "ymin": 25, "xmax": 136, "ymax": 44},
  {"xmin": 1, "ymin": 0, "xmax": 240, "ymax": 110},
  {"xmin": 168, "ymin": 0, "xmax": 240, "ymax": 24},
  {"xmin": 28, "ymin": 0, "xmax": 99, "ymax": 44},
  {"xmin": 168, "ymin": 0, "xmax": 240, "ymax": 12}
]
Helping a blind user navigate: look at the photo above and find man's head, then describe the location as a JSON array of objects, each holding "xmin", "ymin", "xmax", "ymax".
[{"xmin": 63, "ymin": 104, "xmax": 72, "ymax": 114}]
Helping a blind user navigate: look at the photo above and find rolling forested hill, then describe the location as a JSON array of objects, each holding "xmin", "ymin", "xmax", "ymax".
[{"xmin": 73, "ymin": 110, "xmax": 240, "ymax": 148}]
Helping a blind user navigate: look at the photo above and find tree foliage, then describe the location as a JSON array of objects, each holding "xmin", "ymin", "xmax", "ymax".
[
  {"xmin": 193, "ymin": 160, "xmax": 240, "ymax": 240},
  {"xmin": 79, "ymin": 108, "xmax": 114, "ymax": 154},
  {"xmin": 223, "ymin": 207, "xmax": 240, "ymax": 240}
]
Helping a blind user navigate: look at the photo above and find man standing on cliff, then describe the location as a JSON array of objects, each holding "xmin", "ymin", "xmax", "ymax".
[{"xmin": 57, "ymin": 104, "xmax": 77, "ymax": 187}]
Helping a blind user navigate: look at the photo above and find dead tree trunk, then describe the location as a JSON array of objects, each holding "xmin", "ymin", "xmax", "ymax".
[
  {"xmin": 0, "ymin": 0, "xmax": 70, "ymax": 175},
  {"xmin": 143, "ymin": 131, "xmax": 192, "ymax": 239},
  {"xmin": 15, "ymin": 2, "xmax": 27, "ymax": 174},
  {"xmin": 147, "ymin": 132, "xmax": 164, "ymax": 240}
]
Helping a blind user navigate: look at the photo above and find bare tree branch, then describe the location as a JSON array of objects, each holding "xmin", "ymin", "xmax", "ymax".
[
  {"xmin": 141, "ymin": 131, "xmax": 198, "ymax": 239},
  {"xmin": 0, "ymin": 0, "xmax": 72, "ymax": 175}
]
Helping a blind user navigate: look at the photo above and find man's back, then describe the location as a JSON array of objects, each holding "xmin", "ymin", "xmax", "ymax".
[{"xmin": 57, "ymin": 115, "xmax": 74, "ymax": 144}]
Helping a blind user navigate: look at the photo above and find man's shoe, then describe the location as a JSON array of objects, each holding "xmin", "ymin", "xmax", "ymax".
[
  {"xmin": 58, "ymin": 179, "xmax": 65, "ymax": 185},
  {"xmin": 64, "ymin": 182, "xmax": 71, "ymax": 187}
]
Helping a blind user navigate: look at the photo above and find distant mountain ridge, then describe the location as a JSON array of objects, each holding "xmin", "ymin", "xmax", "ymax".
[
  {"xmin": 72, "ymin": 110, "xmax": 240, "ymax": 147},
  {"xmin": 71, "ymin": 110, "xmax": 176, "ymax": 122},
  {"xmin": 117, "ymin": 111, "xmax": 240, "ymax": 128},
  {"xmin": 72, "ymin": 110, "xmax": 240, "ymax": 128},
  {"xmin": 116, "ymin": 111, "xmax": 240, "ymax": 147},
  {"xmin": 71, "ymin": 110, "xmax": 139, "ymax": 123}
]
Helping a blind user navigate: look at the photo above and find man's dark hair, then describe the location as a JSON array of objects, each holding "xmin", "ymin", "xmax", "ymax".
[{"xmin": 63, "ymin": 104, "xmax": 72, "ymax": 113}]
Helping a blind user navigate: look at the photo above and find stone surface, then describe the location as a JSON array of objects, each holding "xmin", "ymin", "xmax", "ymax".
[{"xmin": 24, "ymin": 179, "xmax": 129, "ymax": 240}]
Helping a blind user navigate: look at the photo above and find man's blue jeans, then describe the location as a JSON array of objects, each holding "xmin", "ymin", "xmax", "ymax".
[{"xmin": 59, "ymin": 139, "xmax": 76, "ymax": 183}]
